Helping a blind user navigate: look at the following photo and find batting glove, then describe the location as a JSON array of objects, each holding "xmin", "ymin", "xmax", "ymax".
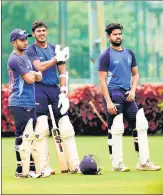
[
  {"xmin": 54, "ymin": 44, "xmax": 70, "ymax": 62},
  {"xmin": 58, "ymin": 93, "xmax": 70, "ymax": 115}
]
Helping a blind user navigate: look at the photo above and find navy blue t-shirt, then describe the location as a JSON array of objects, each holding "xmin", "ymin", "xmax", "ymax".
[
  {"xmin": 8, "ymin": 53, "xmax": 35, "ymax": 107},
  {"xmin": 98, "ymin": 47, "xmax": 137, "ymax": 90},
  {"xmin": 26, "ymin": 43, "xmax": 59, "ymax": 85}
]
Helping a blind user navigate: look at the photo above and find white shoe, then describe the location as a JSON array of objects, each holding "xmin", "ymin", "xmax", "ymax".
[
  {"xmin": 136, "ymin": 160, "xmax": 161, "ymax": 171},
  {"xmin": 71, "ymin": 165, "xmax": 81, "ymax": 174},
  {"xmin": 112, "ymin": 162, "xmax": 130, "ymax": 172},
  {"xmin": 28, "ymin": 171, "xmax": 41, "ymax": 178},
  {"xmin": 40, "ymin": 168, "xmax": 52, "ymax": 178},
  {"xmin": 14, "ymin": 171, "xmax": 41, "ymax": 179},
  {"xmin": 44, "ymin": 167, "xmax": 55, "ymax": 175}
]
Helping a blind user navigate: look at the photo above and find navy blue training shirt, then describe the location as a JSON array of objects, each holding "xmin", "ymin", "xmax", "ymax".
[
  {"xmin": 98, "ymin": 47, "xmax": 137, "ymax": 90},
  {"xmin": 8, "ymin": 53, "xmax": 35, "ymax": 107},
  {"xmin": 26, "ymin": 43, "xmax": 59, "ymax": 85}
]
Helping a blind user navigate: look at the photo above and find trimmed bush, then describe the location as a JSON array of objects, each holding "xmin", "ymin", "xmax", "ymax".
[{"xmin": 2, "ymin": 84, "xmax": 163, "ymax": 135}]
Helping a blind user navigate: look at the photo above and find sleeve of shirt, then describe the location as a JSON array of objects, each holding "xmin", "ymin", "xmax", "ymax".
[
  {"xmin": 26, "ymin": 45, "xmax": 40, "ymax": 63},
  {"xmin": 98, "ymin": 50, "xmax": 109, "ymax": 72},
  {"xmin": 127, "ymin": 49, "xmax": 137, "ymax": 67}
]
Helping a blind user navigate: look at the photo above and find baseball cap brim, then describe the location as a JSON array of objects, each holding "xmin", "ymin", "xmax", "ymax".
[{"xmin": 18, "ymin": 33, "xmax": 32, "ymax": 40}]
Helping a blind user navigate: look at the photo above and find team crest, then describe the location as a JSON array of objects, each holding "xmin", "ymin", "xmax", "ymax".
[{"xmin": 128, "ymin": 56, "xmax": 131, "ymax": 66}]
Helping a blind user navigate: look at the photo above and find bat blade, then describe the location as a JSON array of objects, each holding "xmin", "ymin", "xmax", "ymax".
[{"xmin": 48, "ymin": 105, "xmax": 69, "ymax": 173}]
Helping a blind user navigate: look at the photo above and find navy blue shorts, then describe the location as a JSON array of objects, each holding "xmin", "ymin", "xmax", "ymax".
[
  {"xmin": 35, "ymin": 83, "xmax": 66, "ymax": 122},
  {"xmin": 103, "ymin": 88, "xmax": 138, "ymax": 130},
  {"xmin": 9, "ymin": 106, "xmax": 36, "ymax": 137}
]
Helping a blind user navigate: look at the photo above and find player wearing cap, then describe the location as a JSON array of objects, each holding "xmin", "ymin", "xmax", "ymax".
[{"xmin": 8, "ymin": 29, "xmax": 43, "ymax": 178}]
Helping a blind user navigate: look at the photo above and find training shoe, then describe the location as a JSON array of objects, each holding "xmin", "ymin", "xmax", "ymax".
[
  {"xmin": 136, "ymin": 160, "xmax": 161, "ymax": 171},
  {"xmin": 40, "ymin": 168, "xmax": 52, "ymax": 178},
  {"xmin": 28, "ymin": 171, "xmax": 41, "ymax": 178},
  {"xmin": 14, "ymin": 171, "xmax": 41, "ymax": 179},
  {"xmin": 71, "ymin": 165, "xmax": 81, "ymax": 174},
  {"xmin": 44, "ymin": 166, "xmax": 55, "ymax": 175},
  {"xmin": 112, "ymin": 162, "xmax": 130, "ymax": 172}
]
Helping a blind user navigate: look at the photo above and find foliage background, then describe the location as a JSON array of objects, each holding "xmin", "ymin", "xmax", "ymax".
[{"xmin": 2, "ymin": 1, "xmax": 163, "ymax": 82}]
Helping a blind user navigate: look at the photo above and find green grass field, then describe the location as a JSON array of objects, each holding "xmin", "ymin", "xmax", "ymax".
[{"xmin": 2, "ymin": 136, "xmax": 163, "ymax": 194}]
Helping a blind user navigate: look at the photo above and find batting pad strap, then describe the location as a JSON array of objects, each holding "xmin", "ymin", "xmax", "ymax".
[
  {"xmin": 59, "ymin": 74, "xmax": 66, "ymax": 79},
  {"xmin": 60, "ymin": 86, "xmax": 68, "ymax": 93}
]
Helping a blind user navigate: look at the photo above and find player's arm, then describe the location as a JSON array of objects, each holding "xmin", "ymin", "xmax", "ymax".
[
  {"xmin": 98, "ymin": 51, "xmax": 117, "ymax": 115},
  {"xmin": 21, "ymin": 72, "xmax": 36, "ymax": 84},
  {"xmin": 32, "ymin": 58, "xmax": 58, "ymax": 72},
  {"xmin": 98, "ymin": 71, "xmax": 112, "ymax": 104},
  {"xmin": 26, "ymin": 45, "xmax": 68, "ymax": 72},
  {"xmin": 30, "ymin": 71, "xmax": 43, "ymax": 82},
  {"xmin": 126, "ymin": 50, "xmax": 139, "ymax": 102},
  {"xmin": 57, "ymin": 64, "xmax": 67, "ymax": 94},
  {"xmin": 131, "ymin": 66, "xmax": 139, "ymax": 93}
]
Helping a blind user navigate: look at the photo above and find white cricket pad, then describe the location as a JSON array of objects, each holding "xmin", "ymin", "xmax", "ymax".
[
  {"xmin": 32, "ymin": 115, "xmax": 50, "ymax": 174},
  {"xmin": 17, "ymin": 118, "xmax": 34, "ymax": 176},
  {"xmin": 58, "ymin": 115, "xmax": 80, "ymax": 172},
  {"xmin": 110, "ymin": 113, "xmax": 124, "ymax": 168},
  {"xmin": 136, "ymin": 108, "xmax": 150, "ymax": 165}
]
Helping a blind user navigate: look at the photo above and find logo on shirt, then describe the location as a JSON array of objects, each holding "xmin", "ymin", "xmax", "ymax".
[
  {"xmin": 39, "ymin": 57, "xmax": 43, "ymax": 60},
  {"xmin": 128, "ymin": 57, "xmax": 131, "ymax": 66},
  {"xmin": 114, "ymin": 61, "xmax": 119, "ymax": 64}
]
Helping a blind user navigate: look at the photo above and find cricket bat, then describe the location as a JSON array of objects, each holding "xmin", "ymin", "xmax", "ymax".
[{"xmin": 48, "ymin": 104, "xmax": 69, "ymax": 173}]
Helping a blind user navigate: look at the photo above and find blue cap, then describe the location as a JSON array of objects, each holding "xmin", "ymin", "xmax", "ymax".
[{"xmin": 10, "ymin": 29, "xmax": 32, "ymax": 42}]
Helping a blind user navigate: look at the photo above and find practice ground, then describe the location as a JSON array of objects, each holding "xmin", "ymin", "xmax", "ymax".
[{"xmin": 2, "ymin": 136, "xmax": 163, "ymax": 194}]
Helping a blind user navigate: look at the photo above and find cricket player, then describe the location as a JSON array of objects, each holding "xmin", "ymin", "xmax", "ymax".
[
  {"xmin": 98, "ymin": 23, "xmax": 161, "ymax": 172},
  {"xmin": 26, "ymin": 21, "xmax": 81, "ymax": 174},
  {"xmin": 8, "ymin": 29, "xmax": 43, "ymax": 178}
]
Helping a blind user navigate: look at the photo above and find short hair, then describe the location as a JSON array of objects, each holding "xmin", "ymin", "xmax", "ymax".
[
  {"xmin": 32, "ymin": 21, "xmax": 48, "ymax": 32},
  {"xmin": 105, "ymin": 23, "xmax": 123, "ymax": 35}
]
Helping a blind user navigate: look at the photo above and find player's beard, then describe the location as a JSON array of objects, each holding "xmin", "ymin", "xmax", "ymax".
[
  {"xmin": 17, "ymin": 48, "xmax": 26, "ymax": 52},
  {"xmin": 111, "ymin": 39, "xmax": 122, "ymax": 47},
  {"xmin": 37, "ymin": 39, "xmax": 46, "ymax": 43},
  {"xmin": 37, "ymin": 36, "xmax": 46, "ymax": 43}
]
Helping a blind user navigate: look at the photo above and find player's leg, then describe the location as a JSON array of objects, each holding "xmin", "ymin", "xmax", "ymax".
[
  {"xmin": 34, "ymin": 83, "xmax": 55, "ymax": 175},
  {"xmin": 102, "ymin": 90, "xmax": 129, "ymax": 172},
  {"xmin": 124, "ymin": 102, "xmax": 161, "ymax": 171},
  {"xmin": 9, "ymin": 107, "xmax": 39, "ymax": 178},
  {"xmin": 136, "ymin": 108, "xmax": 161, "ymax": 171},
  {"xmin": 123, "ymin": 101, "xmax": 139, "ymax": 155},
  {"xmin": 32, "ymin": 115, "xmax": 52, "ymax": 177},
  {"xmin": 50, "ymin": 86, "xmax": 80, "ymax": 173},
  {"xmin": 57, "ymin": 115, "xmax": 80, "ymax": 173}
]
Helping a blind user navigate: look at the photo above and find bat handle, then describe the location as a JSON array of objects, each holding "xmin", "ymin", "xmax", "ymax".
[{"xmin": 48, "ymin": 105, "xmax": 57, "ymax": 129}]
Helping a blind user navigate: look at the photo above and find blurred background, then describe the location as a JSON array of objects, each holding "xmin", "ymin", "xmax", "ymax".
[{"xmin": 1, "ymin": 1, "xmax": 163, "ymax": 136}]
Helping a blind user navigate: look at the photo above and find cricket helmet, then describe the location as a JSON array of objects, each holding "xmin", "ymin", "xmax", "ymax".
[{"xmin": 79, "ymin": 154, "xmax": 101, "ymax": 175}]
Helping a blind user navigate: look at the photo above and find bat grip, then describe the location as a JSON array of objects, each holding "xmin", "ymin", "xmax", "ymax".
[{"xmin": 48, "ymin": 105, "xmax": 57, "ymax": 129}]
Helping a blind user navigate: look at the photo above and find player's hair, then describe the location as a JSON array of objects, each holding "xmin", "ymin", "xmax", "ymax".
[
  {"xmin": 32, "ymin": 21, "xmax": 48, "ymax": 32},
  {"xmin": 105, "ymin": 23, "xmax": 123, "ymax": 35}
]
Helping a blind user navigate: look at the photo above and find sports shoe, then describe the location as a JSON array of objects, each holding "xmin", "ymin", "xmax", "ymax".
[
  {"xmin": 136, "ymin": 160, "xmax": 161, "ymax": 171},
  {"xmin": 112, "ymin": 162, "xmax": 130, "ymax": 172},
  {"xmin": 43, "ymin": 165, "xmax": 55, "ymax": 175},
  {"xmin": 14, "ymin": 171, "xmax": 41, "ymax": 179},
  {"xmin": 28, "ymin": 171, "xmax": 41, "ymax": 178},
  {"xmin": 71, "ymin": 165, "xmax": 81, "ymax": 174},
  {"xmin": 40, "ymin": 168, "xmax": 52, "ymax": 178}
]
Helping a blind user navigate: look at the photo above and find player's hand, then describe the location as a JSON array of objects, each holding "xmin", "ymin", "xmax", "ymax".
[
  {"xmin": 58, "ymin": 93, "xmax": 70, "ymax": 115},
  {"xmin": 30, "ymin": 71, "xmax": 42, "ymax": 82},
  {"xmin": 107, "ymin": 101, "xmax": 117, "ymax": 115},
  {"xmin": 54, "ymin": 45, "xmax": 69, "ymax": 62},
  {"xmin": 126, "ymin": 90, "xmax": 135, "ymax": 102}
]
